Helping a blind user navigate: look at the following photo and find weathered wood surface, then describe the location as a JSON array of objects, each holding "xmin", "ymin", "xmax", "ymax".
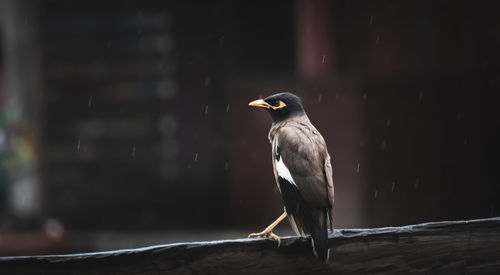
[{"xmin": 1, "ymin": 217, "xmax": 500, "ymax": 274}]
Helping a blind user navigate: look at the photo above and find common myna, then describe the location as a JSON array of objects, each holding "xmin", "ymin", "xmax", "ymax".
[{"xmin": 248, "ymin": 92, "xmax": 334, "ymax": 262}]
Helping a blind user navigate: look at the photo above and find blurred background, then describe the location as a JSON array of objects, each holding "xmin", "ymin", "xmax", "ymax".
[{"xmin": 0, "ymin": 0, "xmax": 499, "ymax": 256}]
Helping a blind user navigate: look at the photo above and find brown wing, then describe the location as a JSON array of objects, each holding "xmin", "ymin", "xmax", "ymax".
[
  {"xmin": 276, "ymin": 124, "xmax": 331, "ymax": 209},
  {"xmin": 271, "ymin": 136, "xmax": 305, "ymax": 236}
]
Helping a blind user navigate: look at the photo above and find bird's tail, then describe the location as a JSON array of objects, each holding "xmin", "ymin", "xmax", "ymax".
[{"xmin": 311, "ymin": 209, "xmax": 330, "ymax": 262}]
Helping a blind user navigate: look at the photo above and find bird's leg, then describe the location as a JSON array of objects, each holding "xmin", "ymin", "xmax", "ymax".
[{"xmin": 248, "ymin": 212, "xmax": 287, "ymax": 247}]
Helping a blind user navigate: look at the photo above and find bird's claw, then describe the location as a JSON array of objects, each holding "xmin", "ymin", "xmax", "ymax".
[{"xmin": 248, "ymin": 231, "xmax": 281, "ymax": 247}]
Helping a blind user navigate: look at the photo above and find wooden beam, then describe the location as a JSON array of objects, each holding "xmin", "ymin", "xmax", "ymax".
[{"xmin": 1, "ymin": 217, "xmax": 499, "ymax": 274}]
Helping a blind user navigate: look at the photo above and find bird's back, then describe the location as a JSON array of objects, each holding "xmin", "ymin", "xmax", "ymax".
[{"xmin": 269, "ymin": 116, "xmax": 332, "ymax": 210}]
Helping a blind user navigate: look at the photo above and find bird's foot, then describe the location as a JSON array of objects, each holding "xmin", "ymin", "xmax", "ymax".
[{"xmin": 248, "ymin": 230, "xmax": 281, "ymax": 247}]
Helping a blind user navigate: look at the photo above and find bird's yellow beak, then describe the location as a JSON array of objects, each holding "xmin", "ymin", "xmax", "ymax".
[
  {"xmin": 249, "ymin": 99, "xmax": 287, "ymax": 110},
  {"xmin": 248, "ymin": 99, "xmax": 272, "ymax": 109}
]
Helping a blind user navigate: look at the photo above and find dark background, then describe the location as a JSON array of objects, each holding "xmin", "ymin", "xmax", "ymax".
[{"xmin": 0, "ymin": 0, "xmax": 499, "ymax": 255}]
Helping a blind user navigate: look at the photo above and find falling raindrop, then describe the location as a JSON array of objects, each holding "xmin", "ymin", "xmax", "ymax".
[
  {"xmin": 415, "ymin": 178, "xmax": 420, "ymax": 190},
  {"xmin": 362, "ymin": 93, "xmax": 367, "ymax": 100},
  {"xmin": 335, "ymin": 93, "xmax": 339, "ymax": 100},
  {"xmin": 194, "ymin": 153, "xmax": 198, "ymax": 162},
  {"xmin": 204, "ymin": 76, "xmax": 211, "ymax": 87},
  {"xmin": 322, "ymin": 54, "xmax": 326, "ymax": 64},
  {"xmin": 381, "ymin": 139, "xmax": 387, "ymax": 152},
  {"xmin": 376, "ymin": 35, "xmax": 380, "ymax": 45},
  {"xmin": 88, "ymin": 96, "xmax": 93, "ymax": 108},
  {"xmin": 204, "ymin": 105, "xmax": 209, "ymax": 115},
  {"xmin": 77, "ymin": 139, "xmax": 81, "ymax": 152},
  {"xmin": 225, "ymin": 161, "xmax": 229, "ymax": 170},
  {"xmin": 132, "ymin": 146, "xmax": 136, "ymax": 157},
  {"xmin": 391, "ymin": 181, "xmax": 395, "ymax": 192},
  {"xmin": 356, "ymin": 162, "xmax": 360, "ymax": 173},
  {"xmin": 226, "ymin": 104, "xmax": 230, "ymax": 113},
  {"xmin": 374, "ymin": 190, "xmax": 378, "ymax": 199},
  {"xmin": 370, "ymin": 15, "xmax": 373, "ymax": 25},
  {"xmin": 317, "ymin": 94, "xmax": 323, "ymax": 104},
  {"xmin": 386, "ymin": 119, "xmax": 391, "ymax": 128},
  {"xmin": 418, "ymin": 90, "xmax": 424, "ymax": 103}
]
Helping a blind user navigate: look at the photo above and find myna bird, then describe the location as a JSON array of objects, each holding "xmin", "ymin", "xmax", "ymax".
[{"xmin": 248, "ymin": 92, "xmax": 334, "ymax": 262}]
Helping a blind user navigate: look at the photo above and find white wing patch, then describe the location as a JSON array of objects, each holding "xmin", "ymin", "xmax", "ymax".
[
  {"xmin": 276, "ymin": 153, "xmax": 297, "ymax": 187},
  {"xmin": 274, "ymin": 138, "xmax": 297, "ymax": 187}
]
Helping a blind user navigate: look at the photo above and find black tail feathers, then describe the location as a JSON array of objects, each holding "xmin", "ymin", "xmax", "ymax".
[{"xmin": 311, "ymin": 210, "xmax": 330, "ymax": 262}]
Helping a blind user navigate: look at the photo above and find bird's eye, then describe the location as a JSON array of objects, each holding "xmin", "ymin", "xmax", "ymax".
[{"xmin": 270, "ymin": 100, "xmax": 287, "ymax": 110}]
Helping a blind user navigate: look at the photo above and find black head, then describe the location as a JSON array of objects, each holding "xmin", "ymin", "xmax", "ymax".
[{"xmin": 249, "ymin": 92, "xmax": 305, "ymax": 122}]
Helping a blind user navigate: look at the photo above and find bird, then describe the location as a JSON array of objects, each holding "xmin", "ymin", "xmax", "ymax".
[{"xmin": 247, "ymin": 92, "xmax": 334, "ymax": 262}]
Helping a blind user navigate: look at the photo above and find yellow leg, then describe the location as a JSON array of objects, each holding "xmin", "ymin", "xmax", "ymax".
[{"xmin": 248, "ymin": 212, "xmax": 287, "ymax": 247}]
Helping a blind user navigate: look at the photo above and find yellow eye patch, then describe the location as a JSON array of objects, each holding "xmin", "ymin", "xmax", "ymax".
[{"xmin": 270, "ymin": 100, "xmax": 287, "ymax": 110}]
